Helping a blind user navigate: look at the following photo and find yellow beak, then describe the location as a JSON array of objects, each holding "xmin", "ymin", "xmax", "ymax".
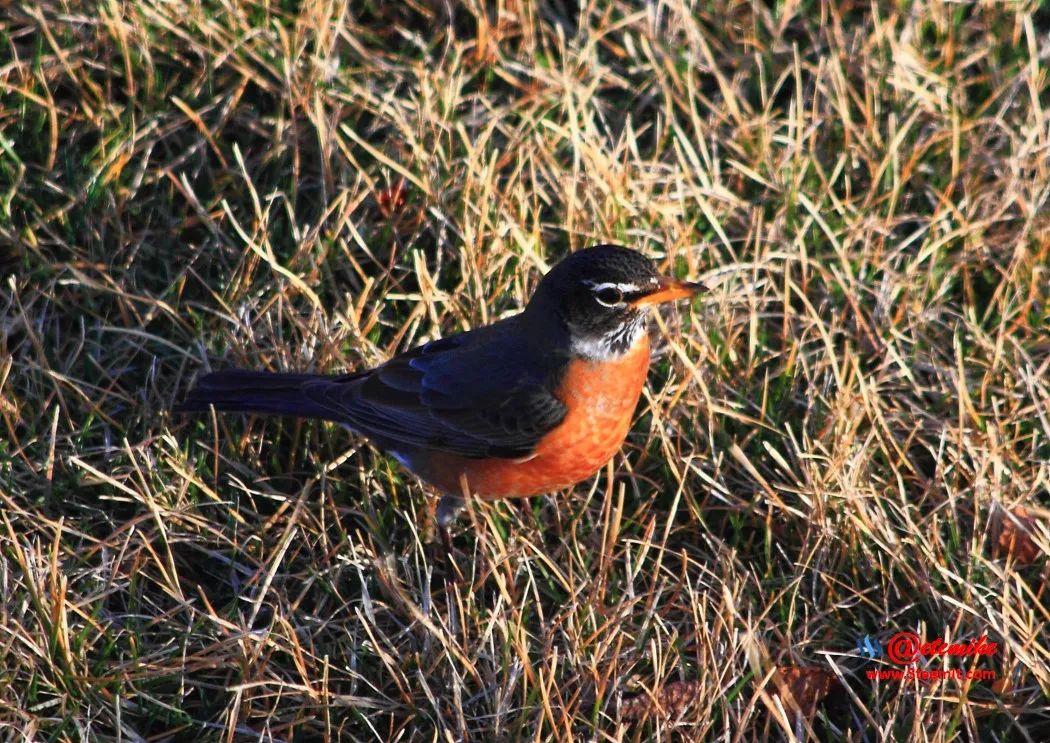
[{"xmin": 629, "ymin": 276, "xmax": 707, "ymax": 307}]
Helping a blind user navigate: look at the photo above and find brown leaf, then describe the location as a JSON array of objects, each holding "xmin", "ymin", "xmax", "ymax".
[
  {"xmin": 771, "ymin": 666, "xmax": 838, "ymax": 720},
  {"xmin": 996, "ymin": 506, "xmax": 1042, "ymax": 565},
  {"xmin": 990, "ymin": 676, "xmax": 1013, "ymax": 696},
  {"xmin": 620, "ymin": 679, "xmax": 703, "ymax": 721},
  {"xmin": 376, "ymin": 181, "xmax": 408, "ymax": 217}
]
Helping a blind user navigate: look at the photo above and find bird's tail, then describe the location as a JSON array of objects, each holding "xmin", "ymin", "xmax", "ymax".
[{"xmin": 173, "ymin": 369, "xmax": 350, "ymax": 421}]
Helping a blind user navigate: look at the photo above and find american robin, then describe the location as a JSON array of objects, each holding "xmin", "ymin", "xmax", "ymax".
[{"xmin": 176, "ymin": 245, "xmax": 705, "ymax": 523}]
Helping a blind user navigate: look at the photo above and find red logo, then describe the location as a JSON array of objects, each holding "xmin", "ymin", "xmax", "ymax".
[{"xmin": 885, "ymin": 632, "xmax": 998, "ymax": 666}]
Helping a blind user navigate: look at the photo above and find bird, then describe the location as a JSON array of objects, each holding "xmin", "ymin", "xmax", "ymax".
[{"xmin": 175, "ymin": 245, "xmax": 705, "ymax": 524}]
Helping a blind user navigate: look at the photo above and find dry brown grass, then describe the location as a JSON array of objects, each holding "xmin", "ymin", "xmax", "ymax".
[{"xmin": 2, "ymin": 0, "xmax": 1049, "ymax": 740}]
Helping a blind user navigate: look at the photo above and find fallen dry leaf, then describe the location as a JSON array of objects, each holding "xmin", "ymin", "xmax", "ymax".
[
  {"xmin": 620, "ymin": 679, "xmax": 703, "ymax": 721},
  {"xmin": 996, "ymin": 506, "xmax": 1042, "ymax": 565},
  {"xmin": 990, "ymin": 675, "xmax": 1013, "ymax": 696},
  {"xmin": 770, "ymin": 666, "xmax": 839, "ymax": 720},
  {"xmin": 376, "ymin": 180, "xmax": 408, "ymax": 217}
]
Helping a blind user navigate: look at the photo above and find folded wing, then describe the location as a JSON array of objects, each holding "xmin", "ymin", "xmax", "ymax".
[
  {"xmin": 301, "ymin": 325, "xmax": 569, "ymax": 458},
  {"xmin": 178, "ymin": 319, "xmax": 570, "ymax": 460}
]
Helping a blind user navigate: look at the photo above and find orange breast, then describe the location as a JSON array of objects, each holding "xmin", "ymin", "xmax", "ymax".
[{"xmin": 422, "ymin": 335, "xmax": 651, "ymax": 499}]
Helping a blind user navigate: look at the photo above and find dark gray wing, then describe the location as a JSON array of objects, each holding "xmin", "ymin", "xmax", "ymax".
[{"xmin": 300, "ymin": 323, "xmax": 570, "ymax": 459}]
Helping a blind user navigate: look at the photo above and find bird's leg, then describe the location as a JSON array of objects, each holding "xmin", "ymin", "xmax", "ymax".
[{"xmin": 434, "ymin": 492, "xmax": 467, "ymax": 583}]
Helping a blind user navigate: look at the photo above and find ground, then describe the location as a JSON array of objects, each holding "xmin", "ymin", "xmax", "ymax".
[{"xmin": 2, "ymin": 0, "xmax": 1049, "ymax": 740}]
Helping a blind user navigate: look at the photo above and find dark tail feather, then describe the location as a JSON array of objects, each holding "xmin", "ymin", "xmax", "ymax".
[{"xmin": 174, "ymin": 369, "xmax": 348, "ymax": 421}]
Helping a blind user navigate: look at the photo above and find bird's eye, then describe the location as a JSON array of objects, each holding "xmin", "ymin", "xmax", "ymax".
[{"xmin": 594, "ymin": 286, "xmax": 623, "ymax": 307}]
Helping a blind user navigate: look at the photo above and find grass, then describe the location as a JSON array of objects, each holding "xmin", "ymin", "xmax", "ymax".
[{"xmin": 2, "ymin": 0, "xmax": 1049, "ymax": 740}]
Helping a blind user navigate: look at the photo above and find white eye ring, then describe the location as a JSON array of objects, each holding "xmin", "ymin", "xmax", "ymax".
[{"xmin": 594, "ymin": 285, "xmax": 624, "ymax": 307}]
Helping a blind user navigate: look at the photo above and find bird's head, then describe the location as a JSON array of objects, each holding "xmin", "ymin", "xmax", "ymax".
[{"xmin": 527, "ymin": 245, "xmax": 706, "ymax": 360}]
